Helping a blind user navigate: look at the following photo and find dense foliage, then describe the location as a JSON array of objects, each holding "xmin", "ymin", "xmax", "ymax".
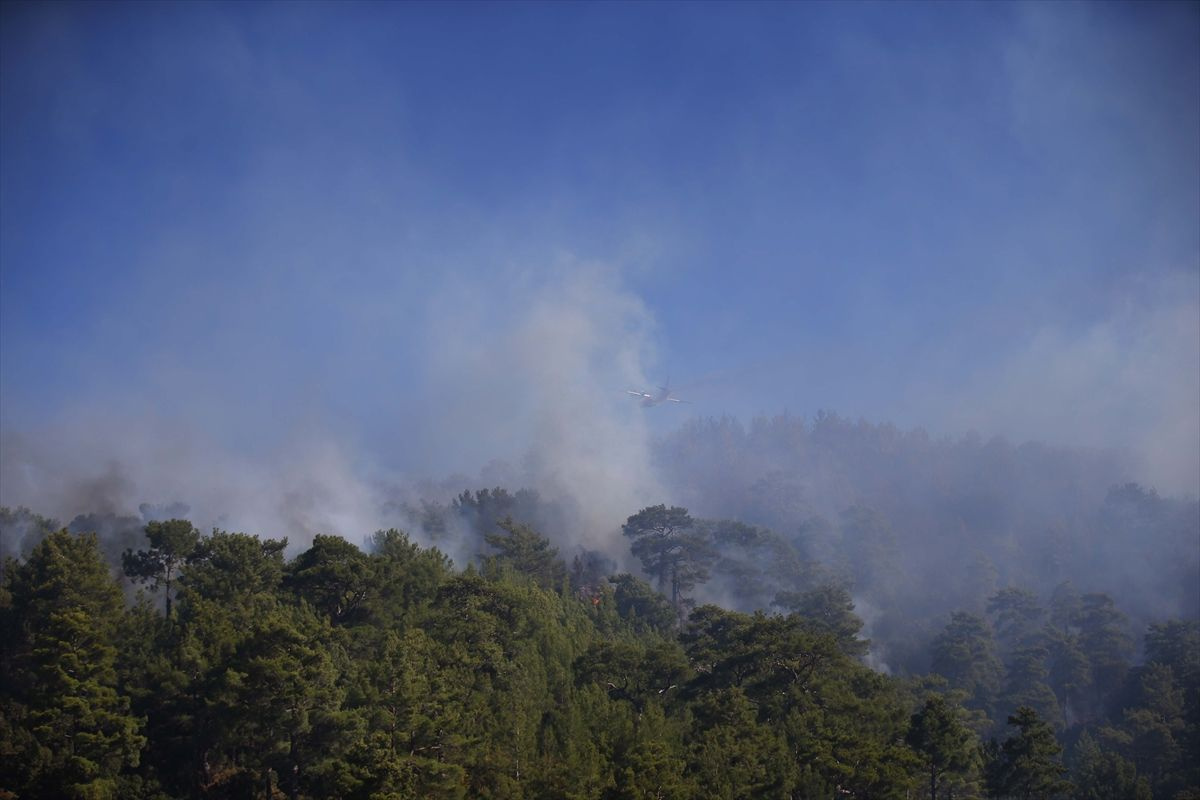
[{"xmin": 1, "ymin": 498, "xmax": 1197, "ymax": 798}]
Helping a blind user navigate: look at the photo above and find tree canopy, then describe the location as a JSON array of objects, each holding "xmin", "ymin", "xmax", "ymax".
[{"xmin": 0, "ymin": 497, "xmax": 1195, "ymax": 800}]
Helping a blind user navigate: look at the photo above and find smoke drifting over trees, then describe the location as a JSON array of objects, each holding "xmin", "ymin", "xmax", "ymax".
[
  {"xmin": 2, "ymin": 160, "xmax": 1196, "ymax": 800},
  {"xmin": 2, "ymin": 3, "xmax": 1197, "ymax": 795},
  {"xmin": 3, "ymin": 399, "xmax": 1196, "ymax": 674},
  {"xmin": 2, "ymin": 273, "xmax": 1197, "ymax": 666},
  {"xmin": 2, "ymin": 273, "xmax": 1196, "ymax": 719}
]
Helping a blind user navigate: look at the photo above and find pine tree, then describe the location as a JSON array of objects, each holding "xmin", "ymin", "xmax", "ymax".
[
  {"xmin": 998, "ymin": 646, "xmax": 1063, "ymax": 732},
  {"xmin": 286, "ymin": 533, "xmax": 372, "ymax": 625},
  {"xmin": 365, "ymin": 528, "xmax": 452, "ymax": 627},
  {"xmin": 5, "ymin": 530, "xmax": 146, "ymax": 799},
  {"xmin": 773, "ymin": 583, "xmax": 869, "ymax": 659},
  {"xmin": 1070, "ymin": 731, "xmax": 1150, "ymax": 800},
  {"xmin": 156, "ymin": 529, "xmax": 290, "ymax": 796},
  {"xmin": 349, "ymin": 627, "xmax": 468, "ymax": 799},
  {"xmin": 610, "ymin": 704, "xmax": 693, "ymax": 800},
  {"xmin": 483, "ymin": 517, "xmax": 567, "ymax": 591},
  {"xmin": 906, "ymin": 693, "xmax": 978, "ymax": 800},
  {"xmin": 987, "ymin": 588, "xmax": 1045, "ymax": 653},
  {"xmin": 608, "ymin": 573, "xmax": 677, "ymax": 635},
  {"xmin": 215, "ymin": 602, "xmax": 347, "ymax": 800},
  {"xmin": 1075, "ymin": 593, "xmax": 1132, "ymax": 719},
  {"xmin": 622, "ymin": 505, "xmax": 714, "ymax": 628},
  {"xmin": 122, "ymin": 519, "xmax": 201, "ymax": 617},
  {"xmin": 987, "ymin": 706, "xmax": 1071, "ymax": 800},
  {"xmin": 687, "ymin": 687, "xmax": 795, "ymax": 799},
  {"xmin": 179, "ymin": 529, "xmax": 288, "ymax": 610},
  {"xmin": 1042, "ymin": 625, "xmax": 1089, "ymax": 727},
  {"xmin": 930, "ymin": 612, "xmax": 1002, "ymax": 716}
]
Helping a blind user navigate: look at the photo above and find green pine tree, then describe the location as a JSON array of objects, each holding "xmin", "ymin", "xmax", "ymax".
[
  {"xmin": 122, "ymin": 519, "xmax": 201, "ymax": 617},
  {"xmin": 988, "ymin": 706, "xmax": 1071, "ymax": 800},
  {"xmin": 5, "ymin": 530, "xmax": 146, "ymax": 799},
  {"xmin": 906, "ymin": 693, "xmax": 979, "ymax": 800}
]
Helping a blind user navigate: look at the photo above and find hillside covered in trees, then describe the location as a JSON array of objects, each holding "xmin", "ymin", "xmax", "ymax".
[
  {"xmin": 651, "ymin": 413, "xmax": 1199, "ymax": 672},
  {"xmin": 4, "ymin": 0, "xmax": 1198, "ymax": 796},
  {"xmin": 1, "ymin": 412, "xmax": 1198, "ymax": 800}
]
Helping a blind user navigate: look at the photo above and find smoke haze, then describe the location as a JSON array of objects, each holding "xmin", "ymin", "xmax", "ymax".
[
  {"xmin": 1, "ymin": 1, "xmax": 1196, "ymax": 645},
  {"xmin": 1, "ymin": 263, "xmax": 668, "ymax": 553}
]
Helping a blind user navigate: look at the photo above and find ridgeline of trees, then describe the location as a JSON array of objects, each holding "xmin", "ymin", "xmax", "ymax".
[
  {"xmin": 1, "ymin": 413, "xmax": 1196, "ymax": 797},
  {"xmin": 1, "ymin": 503, "xmax": 1197, "ymax": 799}
]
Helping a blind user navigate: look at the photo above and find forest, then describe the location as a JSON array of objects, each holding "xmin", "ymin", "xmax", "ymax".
[{"xmin": 1, "ymin": 413, "xmax": 1197, "ymax": 799}]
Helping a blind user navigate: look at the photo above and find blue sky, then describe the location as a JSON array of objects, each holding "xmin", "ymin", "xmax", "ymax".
[{"xmin": 2, "ymin": 1, "xmax": 1198, "ymax": 510}]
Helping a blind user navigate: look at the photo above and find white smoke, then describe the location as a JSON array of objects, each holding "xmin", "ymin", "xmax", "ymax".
[
  {"xmin": 0, "ymin": 259, "xmax": 670, "ymax": 555},
  {"xmin": 416, "ymin": 259, "xmax": 667, "ymax": 550},
  {"xmin": 929, "ymin": 272, "xmax": 1200, "ymax": 496}
]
